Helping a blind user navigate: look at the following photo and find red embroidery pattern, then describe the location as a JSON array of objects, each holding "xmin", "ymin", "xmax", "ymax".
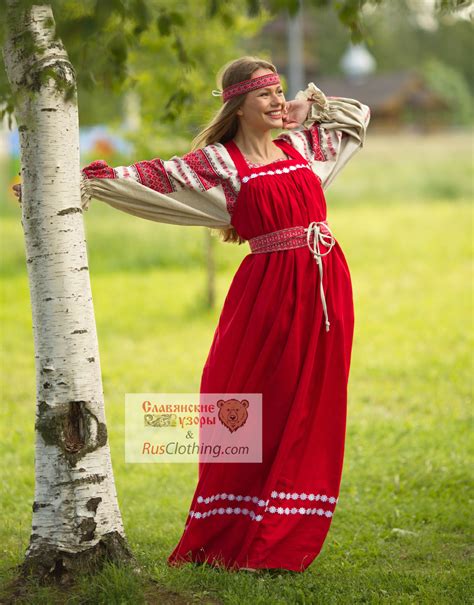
[
  {"xmin": 245, "ymin": 157, "xmax": 288, "ymax": 168},
  {"xmin": 82, "ymin": 145, "xmax": 240, "ymax": 221},
  {"xmin": 117, "ymin": 165, "xmax": 140, "ymax": 181},
  {"xmin": 134, "ymin": 159, "xmax": 174, "ymax": 193},
  {"xmin": 168, "ymin": 157, "xmax": 197, "ymax": 191},
  {"xmin": 205, "ymin": 145, "xmax": 240, "ymax": 218},
  {"xmin": 278, "ymin": 125, "xmax": 328, "ymax": 164},
  {"xmin": 182, "ymin": 149, "xmax": 222, "ymax": 192},
  {"xmin": 276, "ymin": 131, "xmax": 309, "ymax": 163},
  {"xmin": 323, "ymin": 128, "xmax": 337, "ymax": 159},
  {"xmin": 208, "ymin": 145, "xmax": 239, "ymax": 189},
  {"xmin": 223, "ymin": 73, "xmax": 281, "ymax": 103},
  {"xmin": 248, "ymin": 224, "xmax": 331, "ymax": 254},
  {"xmin": 309, "ymin": 126, "xmax": 326, "ymax": 162},
  {"xmin": 82, "ymin": 160, "xmax": 116, "ymax": 180}
]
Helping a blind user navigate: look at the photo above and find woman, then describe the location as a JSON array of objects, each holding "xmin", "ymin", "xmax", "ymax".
[{"xmin": 13, "ymin": 56, "xmax": 370, "ymax": 573}]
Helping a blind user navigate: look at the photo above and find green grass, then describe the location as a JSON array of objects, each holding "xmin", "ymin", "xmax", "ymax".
[{"xmin": 0, "ymin": 132, "xmax": 472, "ymax": 604}]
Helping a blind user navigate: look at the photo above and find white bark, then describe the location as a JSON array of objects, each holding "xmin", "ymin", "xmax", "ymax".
[{"xmin": 2, "ymin": 2, "xmax": 131, "ymax": 576}]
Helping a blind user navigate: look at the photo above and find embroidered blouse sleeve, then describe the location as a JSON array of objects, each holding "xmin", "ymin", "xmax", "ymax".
[
  {"xmin": 80, "ymin": 144, "xmax": 239, "ymax": 229},
  {"xmin": 276, "ymin": 82, "xmax": 371, "ymax": 190}
]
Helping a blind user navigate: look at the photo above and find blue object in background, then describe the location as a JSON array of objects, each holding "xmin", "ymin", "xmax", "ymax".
[{"xmin": 8, "ymin": 125, "xmax": 133, "ymax": 158}]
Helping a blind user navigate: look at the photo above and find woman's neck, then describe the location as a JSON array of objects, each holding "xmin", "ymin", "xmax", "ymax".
[{"xmin": 232, "ymin": 129, "xmax": 283, "ymax": 163}]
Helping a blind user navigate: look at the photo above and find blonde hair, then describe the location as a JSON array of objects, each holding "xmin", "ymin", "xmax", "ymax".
[{"xmin": 191, "ymin": 56, "xmax": 278, "ymax": 245}]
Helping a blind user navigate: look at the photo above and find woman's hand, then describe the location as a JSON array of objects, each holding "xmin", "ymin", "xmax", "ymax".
[
  {"xmin": 12, "ymin": 183, "xmax": 22, "ymax": 205},
  {"xmin": 282, "ymin": 99, "xmax": 312, "ymax": 130}
]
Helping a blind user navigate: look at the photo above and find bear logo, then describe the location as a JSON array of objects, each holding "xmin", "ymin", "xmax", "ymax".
[{"xmin": 217, "ymin": 398, "xmax": 249, "ymax": 433}]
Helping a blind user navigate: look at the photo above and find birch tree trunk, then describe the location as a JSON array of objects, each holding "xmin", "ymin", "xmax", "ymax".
[{"xmin": 2, "ymin": 2, "xmax": 133, "ymax": 581}]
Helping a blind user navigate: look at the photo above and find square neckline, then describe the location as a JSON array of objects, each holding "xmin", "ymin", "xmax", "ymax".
[{"xmin": 226, "ymin": 139, "xmax": 300, "ymax": 171}]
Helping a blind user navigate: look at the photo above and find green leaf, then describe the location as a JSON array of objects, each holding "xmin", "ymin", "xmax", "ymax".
[
  {"xmin": 172, "ymin": 34, "xmax": 195, "ymax": 66},
  {"xmin": 245, "ymin": 0, "xmax": 261, "ymax": 17},
  {"xmin": 157, "ymin": 11, "xmax": 172, "ymax": 36},
  {"xmin": 109, "ymin": 32, "xmax": 128, "ymax": 63},
  {"xmin": 169, "ymin": 11, "xmax": 185, "ymax": 27}
]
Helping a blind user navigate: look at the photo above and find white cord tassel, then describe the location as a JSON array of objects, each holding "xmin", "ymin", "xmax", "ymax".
[{"xmin": 305, "ymin": 221, "xmax": 336, "ymax": 332}]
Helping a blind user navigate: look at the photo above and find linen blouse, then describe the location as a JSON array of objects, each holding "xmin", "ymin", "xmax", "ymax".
[{"xmin": 80, "ymin": 83, "xmax": 371, "ymax": 230}]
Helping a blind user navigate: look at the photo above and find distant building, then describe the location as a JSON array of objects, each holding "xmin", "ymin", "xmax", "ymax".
[
  {"xmin": 305, "ymin": 70, "xmax": 451, "ymax": 132},
  {"xmin": 257, "ymin": 16, "xmax": 451, "ymax": 132}
]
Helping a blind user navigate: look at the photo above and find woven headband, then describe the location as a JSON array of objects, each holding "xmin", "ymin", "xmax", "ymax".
[{"xmin": 212, "ymin": 72, "xmax": 281, "ymax": 103}]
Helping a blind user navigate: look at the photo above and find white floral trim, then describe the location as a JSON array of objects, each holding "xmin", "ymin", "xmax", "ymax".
[
  {"xmin": 190, "ymin": 490, "xmax": 338, "ymax": 522},
  {"xmin": 188, "ymin": 505, "xmax": 332, "ymax": 521},
  {"xmin": 270, "ymin": 490, "xmax": 338, "ymax": 504},
  {"xmin": 190, "ymin": 507, "xmax": 264, "ymax": 521},
  {"xmin": 196, "ymin": 491, "xmax": 338, "ymax": 506},
  {"xmin": 266, "ymin": 506, "xmax": 333, "ymax": 517},
  {"xmin": 241, "ymin": 163, "xmax": 309, "ymax": 184},
  {"xmin": 197, "ymin": 494, "xmax": 268, "ymax": 507}
]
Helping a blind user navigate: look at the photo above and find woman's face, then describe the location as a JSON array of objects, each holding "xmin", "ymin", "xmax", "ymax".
[{"xmin": 236, "ymin": 68, "xmax": 286, "ymax": 133}]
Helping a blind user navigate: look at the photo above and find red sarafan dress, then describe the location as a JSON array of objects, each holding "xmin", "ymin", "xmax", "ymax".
[
  {"xmin": 80, "ymin": 84, "xmax": 371, "ymax": 573},
  {"xmin": 167, "ymin": 138, "xmax": 354, "ymax": 572}
]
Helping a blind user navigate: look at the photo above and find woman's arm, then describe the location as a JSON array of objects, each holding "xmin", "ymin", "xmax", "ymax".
[
  {"xmin": 277, "ymin": 82, "xmax": 371, "ymax": 190},
  {"xmin": 80, "ymin": 144, "xmax": 240, "ymax": 229}
]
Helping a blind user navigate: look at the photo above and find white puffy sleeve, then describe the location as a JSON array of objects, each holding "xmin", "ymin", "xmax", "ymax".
[
  {"xmin": 80, "ymin": 143, "xmax": 240, "ymax": 229},
  {"xmin": 276, "ymin": 82, "xmax": 371, "ymax": 190}
]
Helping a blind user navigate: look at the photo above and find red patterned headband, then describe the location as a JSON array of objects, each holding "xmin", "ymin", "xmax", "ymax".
[{"xmin": 212, "ymin": 72, "xmax": 281, "ymax": 103}]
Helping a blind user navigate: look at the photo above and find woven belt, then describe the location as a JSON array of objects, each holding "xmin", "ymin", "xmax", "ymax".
[{"xmin": 248, "ymin": 222, "xmax": 336, "ymax": 332}]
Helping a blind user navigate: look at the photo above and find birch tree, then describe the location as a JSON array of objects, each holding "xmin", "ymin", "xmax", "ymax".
[{"xmin": 2, "ymin": 2, "xmax": 134, "ymax": 581}]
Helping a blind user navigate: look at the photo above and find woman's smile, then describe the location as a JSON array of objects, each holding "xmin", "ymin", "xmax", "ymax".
[{"xmin": 266, "ymin": 110, "xmax": 282, "ymax": 120}]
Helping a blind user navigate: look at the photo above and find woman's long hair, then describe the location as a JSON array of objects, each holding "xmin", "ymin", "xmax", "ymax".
[{"xmin": 191, "ymin": 56, "xmax": 278, "ymax": 245}]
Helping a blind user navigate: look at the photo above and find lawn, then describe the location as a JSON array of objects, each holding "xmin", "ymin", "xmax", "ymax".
[{"xmin": 0, "ymin": 131, "xmax": 472, "ymax": 604}]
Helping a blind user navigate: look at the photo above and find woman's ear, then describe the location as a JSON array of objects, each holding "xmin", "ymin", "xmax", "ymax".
[{"xmin": 236, "ymin": 107, "xmax": 243, "ymax": 116}]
